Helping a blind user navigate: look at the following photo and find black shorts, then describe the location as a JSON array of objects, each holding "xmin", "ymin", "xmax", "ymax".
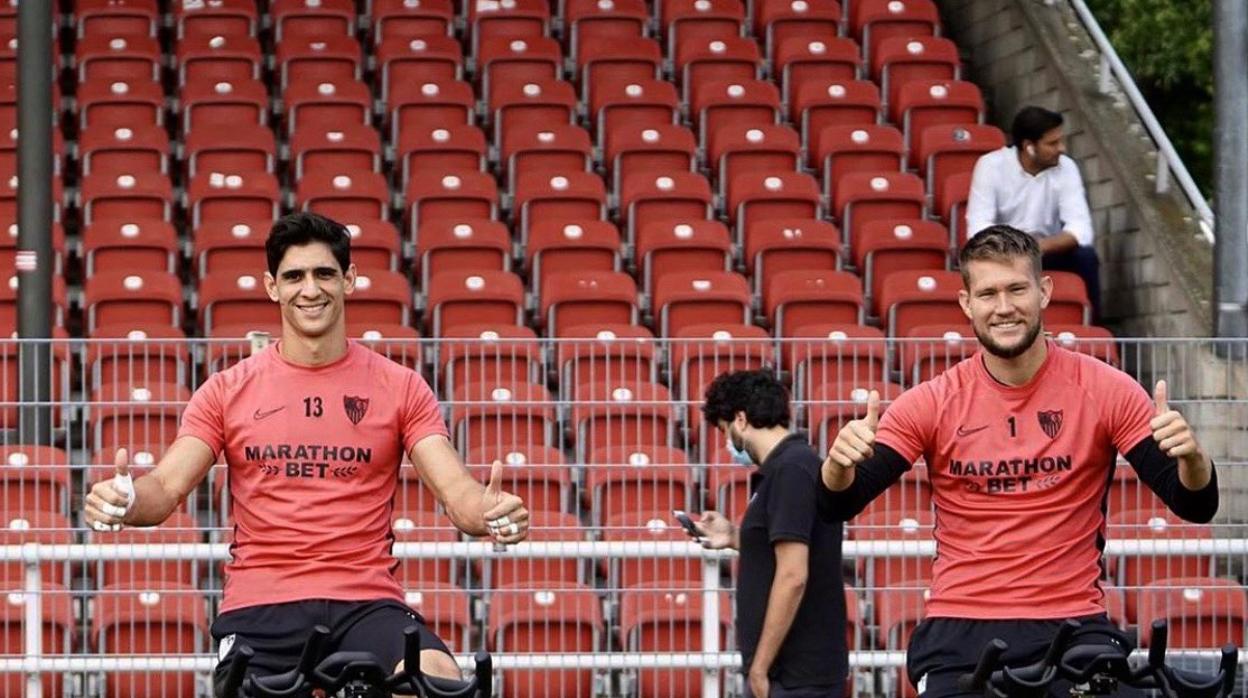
[
  {"xmin": 905, "ymin": 614, "xmax": 1144, "ymax": 698},
  {"xmin": 211, "ymin": 598, "xmax": 452, "ymax": 698}
]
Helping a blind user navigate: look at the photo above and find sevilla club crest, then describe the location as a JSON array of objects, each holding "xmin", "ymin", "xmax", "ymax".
[
  {"xmin": 343, "ymin": 395, "xmax": 370, "ymax": 425},
  {"xmin": 1037, "ymin": 409, "xmax": 1063, "ymax": 439}
]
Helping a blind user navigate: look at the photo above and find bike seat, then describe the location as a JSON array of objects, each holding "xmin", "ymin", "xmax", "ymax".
[
  {"xmin": 313, "ymin": 651, "xmax": 392, "ymax": 688},
  {"xmin": 1058, "ymin": 643, "xmax": 1130, "ymax": 682},
  {"xmin": 249, "ymin": 669, "xmax": 308, "ymax": 697}
]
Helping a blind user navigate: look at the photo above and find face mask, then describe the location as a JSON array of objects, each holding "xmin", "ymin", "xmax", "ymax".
[{"xmin": 726, "ymin": 428, "xmax": 753, "ymax": 466}]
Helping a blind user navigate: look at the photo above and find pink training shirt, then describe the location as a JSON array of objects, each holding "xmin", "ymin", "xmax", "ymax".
[
  {"xmin": 178, "ymin": 341, "xmax": 449, "ymax": 613},
  {"xmin": 874, "ymin": 341, "xmax": 1155, "ymax": 620}
]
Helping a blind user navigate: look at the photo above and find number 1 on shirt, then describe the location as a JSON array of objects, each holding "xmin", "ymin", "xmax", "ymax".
[{"xmin": 1007, "ymin": 416, "xmax": 1016, "ymax": 437}]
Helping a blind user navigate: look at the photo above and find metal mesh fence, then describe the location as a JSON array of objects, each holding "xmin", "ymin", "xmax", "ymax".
[{"xmin": 0, "ymin": 333, "xmax": 1245, "ymax": 697}]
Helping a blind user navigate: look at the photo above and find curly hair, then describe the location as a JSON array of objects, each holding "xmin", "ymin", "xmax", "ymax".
[{"xmin": 701, "ymin": 370, "xmax": 790, "ymax": 429}]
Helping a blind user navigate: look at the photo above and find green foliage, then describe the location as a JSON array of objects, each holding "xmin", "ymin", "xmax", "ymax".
[{"xmin": 1086, "ymin": 0, "xmax": 1213, "ymax": 194}]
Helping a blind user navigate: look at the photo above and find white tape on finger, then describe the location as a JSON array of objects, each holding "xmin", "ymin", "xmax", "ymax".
[
  {"xmin": 101, "ymin": 502, "xmax": 128, "ymax": 518},
  {"xmin": 113, "ymin": 472, "xmax": 136, "ymax": 508},
  {"xmin": 506, "ymin": 523, "xmax": 519, "ymax": 536}
]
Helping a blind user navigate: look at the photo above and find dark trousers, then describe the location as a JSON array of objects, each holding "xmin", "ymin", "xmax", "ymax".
[{"xmin": 1043, "ymin": 245, "xmax": 1102, "ymax": 323}]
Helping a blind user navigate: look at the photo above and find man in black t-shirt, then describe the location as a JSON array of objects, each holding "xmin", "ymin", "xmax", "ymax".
[{"xmin": 692, "ymin": 370, "xmax": 848, "ymax": 698}]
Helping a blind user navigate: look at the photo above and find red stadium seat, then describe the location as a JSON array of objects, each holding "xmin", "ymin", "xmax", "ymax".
[
  {"xmin": 396, "ymin": 123, "xmax": 487, "ymax": 188},
  {"xmin": 468, "ymin": 0, "xmax": 550, "ymax": 58},
  {"xmin": 83, "ymin": 270, "xmax": 183, "ymax": 333},
  {"xmin": 834, "ymin": 171, "xmax": 925, "ymax": 249},
  {"xmin": 175, "ymin": 33, "xmax": 263, "ymax": 86},
  {"xmin": 79, "ymin": 170, "xmax": 173, "ymax": 225},
  {"xmin": 478, "ymin": 36, "xmax": 563, "ymax": 108},
  {"xmin": 852, "ymin": 0, "xmax": 940, "ymax": 59},
  {"xmin": 635, "ymin": 220, "xmax": 733, "ymax": 300},
  {"xmin": 340, "ymin": 220, "xmax": 404, "ymax": 273},
  {"xmin": 813, "ymin": 123, "xmax": 904, "ymax": 190},
  {"xmin": 872, "ymin": 36, "xmax": 960, "ymax": 109},
  {"xmin": 186, "ymin": 170, "xmax": 281, "ymax": 227},
  {"xmin": 351, "ymin": 324, "xmax": 423, "ymax": 370},
  {"xmin": 566, "ymin": 0, "xmax": 648, "ymax": 60},
  {"xmin": 674, "ymin": 36, "xmax": 761, "ymax": 103},
  {"xmin": 391, "ymin": 512, "xmax": 460, "ymax": 585},
  {"xmin": 578, "ymin": 37, "xmax": 663, "ymax": 106},
  {"xmin": 451, "ymin": 380, "xmax": 556, "ymax": 455},
  {"xmin": 0, "ymin": 445, "xmax": 71, "ymax": 514},
  {"xmin": 295, "ymin": 170, "xmax": 392, "ymax": 222},
  {"xmin": 288, "ymin": 123, "xmax": 383, "ymax": 179},
  {"xmin": 204, "ymin": 323, "xmax": 284, "ymax": 372},
  {"xmin": 707, "ymin": 124, "xmax": 802, "ymax": 198},
  {"xmin": 619, "ymin": 581, "xmax": 733, "ymax": 698},
  {"xmin": 1108, "ymin": 509, "xmax": 1215, "ymax": 621},
  {"xmin": 899, "ymin": 324, "xmax": 978, "ymax": 383},
  {"xmin": 935, "ymin": 170, "xmax": 973, "ymax": 249},
  {"xmin": 663, "ymin": 0, "xmax": 744, "ymax": 56},
  {"xmin": 652, "ymin": 271, "xmax": 751, "ymax": 337},
  {"xmin": 75, "ymin": 0, "xmax": 159, "ymax": 38},
  {"xmin": 490, "ymin": 78, "xmax": 579, "ymax": 147},
  {"xmin": 540, "ymin": 271, "xmax": 639, "ymax": 336},
  {"xmin": 403, "ymin": 583, "xmax": 472, "ymax": 653},
  {"xmin": 604, "ymin": 124, "xmax": 697, "ymax": 199},
  {"xmin": 183, "ymin": 124, "xmax": 277, "ymax": 177},
  {"xmin": 78, "ymin": 123, "xmax": 170, "ymax": 175},
  {"xmin": 376, "ymin": 36, "xmax": 463, "ymax": 104},
  {"xmin": 585, "ymin": 446, "xmax": 695, "ymax": 525},
  {"xmin": 192, "ymin": 219, "xmax": 271, "ymax": 276},
  {"xmin": 343, "ymin": 270, "xmax": 413, "ymax": 326},
  {"xmin": 877, "ymin": 269, "xmax": 965, "ymax": 337},
  {"xmin": 281, "ymin": 78, "xmax": 372, "ymax": 136},
  {"xmin": 602, "ymin": 511, "xmax": 701, "ymax": 588},
  {"xmin": 466, "ymin": 446, "xmax": 570, "ymax": 515},
  {"xmin": 855, "ymin": 219, "xmax": 949, "ymax": 313},
  {"xmin": 1136, "ymin": 577, "xmax": 1248, "ymax": 649},
  {"xmin": 591, "ymin": 78, "xmax": 679, "ymax": 148},
  {"xmin": 791, "ymin": 80, "xmax": 881, "ymax": 147},
  {"xmin": 271, "ymin": 0, "xmax": 356, "ymax": 41},
  {"xmin": 774, "ymin": 36, "xmax": 861, "ymax": 106},
  {"xmin": 198, "ymin": 272, "xmax": 280, "ymax": 333},
  {"xmin": 670, "ymin": 324, "xmax": 773, "ymax": 447},
  {"xmin": 764, "ymin": 270, "xmax": 865, "ymax": 338},
  {"xmin": 424, "ymin": 270, "xmax": 525, "ymax": 336},
  {"xmin": 726, "ymin": 171, "xmax": 822, "ymax": 245},
  {"xmin": 488, "ymin": 582, "xmax": 602, "ymax": 698},
  {"xmin": 0, "ymin": 276, "xmax": 69, "ymax": 334},
  {"xmin": 91, "ymin": 381, "xmax": 192, "ymax": 453},
  {"xmin": 274, "ymin": 34, "xmax": 362, "ymax": 91},
  {"xmin": 387, "ymin": 79, "xmax": 476, "ymax": 145},
  {"xmin": 784, "ymin": 324, "xmax": 888, "ymax": 400},
  {"xmin": 372, "ymin": 0, "xmax": 455, "ymax": 45},
  {"xmin": 513, "ymin": 171, "xmax": 608, "ymax": 244},
  {"xmin": 438, "ymin": 324, "xmax": 542, "ymax": 397},
  {"xmin": 82, "ymin": 219, "xmax": 179, "ymax": 276},
  {"xmin": 1047, "ymin": 325, "xmax": 1120, "ymax": 366},
  {"xmin": 893, "ymin": 80, "xmax": 984, "ymax": 154},
  {"xmin": 178, "ymin": 78, "xmax": 269, "ymax": 131},
  {"xmin": 757, "ymin": 0, "xmax": 842, "ymax": 68},
  {"xmin": 405, "ymin": 171, "xmax": 499, "ymax": 239},
  {"xmin": 416, "ymin": 219, "xmax": 511, "ymax": 289},
  {"xmin": 0, "ymin": 511, "xmax": 73, "ymax": 587},
  {"xmin": 744, "ymin": 218, "xmax": 843, "ymax": 297},
  {"xmin": 0, "ymin": 221, "xmax": 64, "ymax": 277},
  {"xmin": 571, "ymin": 381, "xmax": 676, "ymax": 459},
  {"xmin": 478, "ymin": 510, "xmax": 586, "ymax": 586},
  {"xmin": 851, "ymin": 509, "xmax": 934, "ymax": 589},
  {"xmin": 526, "ymin": 220, "xmax": 623, "ymax": 300},
  {"xmin": 555, "ymin": 324, "xmax": 657, "ymax": 386},
  {"xmin": 690, "ymin": 79, "xmax": 781, "ymax": 148},
  {"xmin": 94, "ymin": 583, "xmax": 208, "ymax": 698},
  {"xmin": 501, "ymin": 124, "xmax": 593, "ymax": 192},
  {"xmin": 75, "ymin": 34, "xmax": 162, "ymax": 84},
  {"xmin": 619, "ymin": 172, "xmax": 714, "ymax": 246},
  {"xmin": 0, "ymin": 583, "xmax": 74, "ymax": 698},
  {"xmin": 1044, "ymin": 271, "xmax": 1093, "ymax": 326},
  {"xmin": 173, "ymin": 0, "xmax": 259, "ymax": 39},
  {"xmin": 95, "ymin": 511, "xmax": 201, "ymax": 588},
  {"xmin": 915, "ymin": 123, "xmax": 1006, "ymax": 190}
]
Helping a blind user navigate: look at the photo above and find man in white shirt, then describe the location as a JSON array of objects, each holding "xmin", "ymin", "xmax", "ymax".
[{"xmin": 966, "ymin": 106, "xmax": 1101, "ymax": 321}]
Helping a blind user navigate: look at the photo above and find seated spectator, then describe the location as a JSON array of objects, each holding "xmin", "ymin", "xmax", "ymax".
[{"xmin": 966, "ymin": 105, "xmax": 1101, "ymax": 321}]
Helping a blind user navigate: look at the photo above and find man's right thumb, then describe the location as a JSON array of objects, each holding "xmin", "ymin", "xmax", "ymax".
[
  {"xmin": 865, "ymin": 390, "xmax": 881, "ymax": 429},
  {"xmin": 114, "ymin": 448, "xmax": 130, "ymax": 477}
]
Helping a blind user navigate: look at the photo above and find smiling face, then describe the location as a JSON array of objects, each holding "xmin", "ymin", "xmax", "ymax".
[
  {"xmin": 263, "ymin": 241, "xmax": 356, "ymax": 339},
  {"xmin": 958, "ymin": 255, "xmax": 1052, "ymax": 359}
]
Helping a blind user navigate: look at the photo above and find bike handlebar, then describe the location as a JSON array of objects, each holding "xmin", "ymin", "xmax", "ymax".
[
  {"xmin": 218, "ymin": 623, "xmax": 492, "ymax": 698},
  {"xmin": 958, "ymin": 619, "xmax": 1239, "ymax": 698}
]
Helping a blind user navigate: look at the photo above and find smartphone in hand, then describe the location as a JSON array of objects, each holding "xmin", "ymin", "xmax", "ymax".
[{"xmin": 673, "ymin": 510, "xmax": 701, "ymax": 539}]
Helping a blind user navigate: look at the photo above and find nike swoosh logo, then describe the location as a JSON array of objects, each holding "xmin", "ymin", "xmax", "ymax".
[
  {"xmin": 956, "ymin": 424, "xmax": 989, "ymax": 437},
  {"xmin": 253, "ymin": 406, "xmax": 286, "ymax": 421}
]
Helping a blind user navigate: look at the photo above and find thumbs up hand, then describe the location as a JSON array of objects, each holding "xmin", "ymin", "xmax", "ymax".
[
  {"xmin": 84, "ymin": 448, "xmax": 138, "ymax": 533},
  {"xmin": 482, "ymin": 460, "xmax": 529, "ymax": 545},
  {"xmin": 822, "ymin": 390, "xmax": 880, "ymax": 492},
  {"xmin": 1150, "ymin": 380, "xmax": 1201, "ymax": 461}
]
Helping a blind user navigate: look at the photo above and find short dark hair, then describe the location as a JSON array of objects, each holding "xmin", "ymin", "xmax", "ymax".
[
  {"xmin": 958, "ymin": 225, "xmax": 1042, "ymax": 286},
  {"xmin": 265, "ymin": 212, "xmax": 351, "ymax": 276},
  {"xmin": 702, "ymin": 369, "xmax": 790, "ymax": 429},
  {"xmin": 1011, "ymin": 106, "xmax": 1063, "ymax": 148}
]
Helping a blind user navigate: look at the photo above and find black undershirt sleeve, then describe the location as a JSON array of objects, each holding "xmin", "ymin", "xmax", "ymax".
[
  {"xmin": 817, "ymin": 443, "xmax": 912, "ymax": 522},
  {"xmin": 1123, "ymin": 436, "xmax": 1219, "ymax": 523}
]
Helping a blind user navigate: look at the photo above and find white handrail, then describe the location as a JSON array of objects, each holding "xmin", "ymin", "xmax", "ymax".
[{"xmin": 1059, "ymin": 0, "xmax": 1215, "ymax": 242}]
